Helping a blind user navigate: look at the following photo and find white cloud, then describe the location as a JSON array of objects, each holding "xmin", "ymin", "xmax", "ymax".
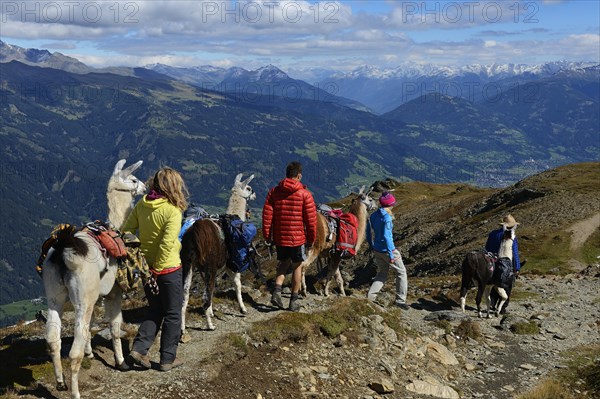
[{"xmin": 1, "ymin": 0, "xmax": 598, "ymax": 68}]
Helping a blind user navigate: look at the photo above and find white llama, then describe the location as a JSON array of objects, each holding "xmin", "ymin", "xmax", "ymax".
[
  {"xmin": 180, "ymin": 173, "xmax": 255, "ymax": 337},
  {"xmin": 42, "ymin": 160, "xmax": 145, "ymax": 399}
]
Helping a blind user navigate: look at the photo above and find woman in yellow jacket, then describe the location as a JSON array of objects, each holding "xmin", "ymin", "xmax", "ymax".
[{"xmin": 122, "ymin": 167, "xmax": 187, "ymax": 372}]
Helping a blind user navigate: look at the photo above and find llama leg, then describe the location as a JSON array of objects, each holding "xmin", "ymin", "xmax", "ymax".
[
  {"xmin": 475, "ymin": 284, "xmax": 486, "ymax": 318},
  {"xmin": 483, "ymin": 285, "xmax": 493, "ymax": 319},
  {"xmin": 84, "ymin": 336, "xmax": 93, "ymax": 359},
  {"xmin": 234, "ymin": 272, "xmax": 248, "ymax": 315},
  {"xmin": 335, "ymin": 269, "xmax": 346, "ymax": 296},
  {"xmin": 104, "ymin": 286, "xmax": 127, "ymax": 370},
  {"xmin": 203, "ymin": 271, "xmax": 216, "ymax": 330},
  {"xmin": 180, "ymin": 266, "xmax": 193, "ymax": 342},
  {"xmin": 322, "ymin": 266, "xmax": 334, "ymax": 297},
  {"xmin": 46, "ymin": 296, "xmax": 68, "ymax": 391},
  {"xmin": 300, "ymin": 250, "xmax": 318, "ymax": 297},
  {"xmin": 300, "ymin": 264, "xmax": 307, "ymax": 297},
  {"xmin": 495, "ymin": 287, "xmax": 508, "ymax": 317},
  {"xmin": 329, "ymin": 258, "xmax": 345, "ymax": 296},
  {"xmin": 459, "ymin": 283, "xmax": 469, "ymax": 313},
  {"xmin": 69, "ymin": 301, "xmax": 95, "ymax": 399}
]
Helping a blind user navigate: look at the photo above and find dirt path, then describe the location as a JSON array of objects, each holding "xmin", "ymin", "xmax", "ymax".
[
  {"xmin": 568, "ymin": 212, "xmax": 600, "ymax": 251},
  {"xmin": 8, "ymin": 270, "xmax": 600, "ymax": 399}
]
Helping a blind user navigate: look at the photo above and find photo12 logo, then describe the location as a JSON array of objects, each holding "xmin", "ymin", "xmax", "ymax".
[
  {"xmin": 199, "ymin": 1, "xmax": 340, "ymax": 24},
  {"xmin": 1, "ymin": 1, "xmax": 139, "ymax": 24},
  {"xmin": 400, "ymin": 1, "xmax": 539, "ymax": 24}
]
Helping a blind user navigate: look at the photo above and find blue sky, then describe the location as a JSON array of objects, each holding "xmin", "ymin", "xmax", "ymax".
[{"xmin": 1, "ymin": 0, "xmax": 598, "ymax": 71}]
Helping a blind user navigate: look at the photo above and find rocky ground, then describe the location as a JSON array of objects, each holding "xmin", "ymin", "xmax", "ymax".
[
  {"xmin": 2, "ymin": 163, "xmax": 598, "ymax": 399},
  {"xmin": 2, "ymin": 264, "xmax": 599, "ymax": 399}
]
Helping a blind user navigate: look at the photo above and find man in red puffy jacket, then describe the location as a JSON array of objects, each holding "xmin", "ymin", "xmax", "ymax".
[{"xmin": 263, "ymin": 161, "xmax": 317, "ymax": 311}]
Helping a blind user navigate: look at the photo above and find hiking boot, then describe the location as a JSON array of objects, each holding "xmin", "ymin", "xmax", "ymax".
[
  {"xmin": 127, "ymin": 350, "xmax": 151, "ymax": 370},
  {"xmin": 288, "ymin": 298, "xmax": 300, "ymax": 312},
  {"xmin": 395, "ymin": 302, "xmax": 410, "ymax": 310},
  {"xmin": 270, "ymin": 291, "xmax": 284, "ymax": 309},
  {"xmin": 159, "ymin": 358, "xmax": 184, "ymax": 372}
]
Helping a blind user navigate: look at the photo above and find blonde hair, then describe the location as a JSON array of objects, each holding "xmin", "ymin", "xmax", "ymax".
[{"xmin": 149, "ymin": 167, "xmax": 188, "ymax": 211}]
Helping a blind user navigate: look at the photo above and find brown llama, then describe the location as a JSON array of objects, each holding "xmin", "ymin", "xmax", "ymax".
[
  {"xmin": 460, "ymin": 227, "xmax": 515, "ymax": 318},
  {"xmin": 300, "ymin": 186, "xmax": 376, "ymax": 297},
  {"xmin": 180, "ymin": 173, "xmax": 255, "ymax": 336}
]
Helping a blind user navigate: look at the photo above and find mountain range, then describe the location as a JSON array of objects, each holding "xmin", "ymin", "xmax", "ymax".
[
  {"xmin": 0, "ymin": 42, "xmax": 598, "ymax": 307},
  {"xmin": 2, "ymin": 40, "xmax": 597, "ymax": 113}
]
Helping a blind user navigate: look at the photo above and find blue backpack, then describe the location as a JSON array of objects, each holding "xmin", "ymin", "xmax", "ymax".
[
  {"xmin": 179, "ymin": 204, "xmax": 209, "ymax": 241},
  {"xmin": 220, "ymin": 215, "xmax": 257, "ymax": 273}
]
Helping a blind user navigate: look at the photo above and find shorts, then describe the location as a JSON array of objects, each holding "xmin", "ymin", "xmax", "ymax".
[{"xmin": 276, "ymin": 245, "xmax": 307, "ymax": 263}]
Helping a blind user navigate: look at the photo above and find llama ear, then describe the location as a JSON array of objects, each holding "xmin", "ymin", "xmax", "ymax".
[
  {"xmin": 121, "ymin": 160, "xmax": 143, "ymax": 176},
  {"xmin": 234, "ymin": 173, "xmax": 244, "ymax": 185},
  {"xmin": 358, "ymin": 185, "xmax": 366, "ymax": 194},
  {"xmin": 242, "ymin": 174, "xmax": 255, "ymax": 186},
  {"xmin": 113, "ymin": 159, "xmax": 127, "ymax": 176}
]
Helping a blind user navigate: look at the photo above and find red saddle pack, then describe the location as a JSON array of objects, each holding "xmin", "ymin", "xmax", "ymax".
[
  {"xmin": 335, "ymin": 213, "xmax": 359, "ymax": 258},
  {"xmin": 85, "ymin": 221, "xmax": 128, "ymax": 259}
]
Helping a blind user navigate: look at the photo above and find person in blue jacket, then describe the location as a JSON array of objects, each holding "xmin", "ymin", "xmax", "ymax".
[
  {"xmin": 486, "ymin": 214, "xmax": 522, "ymax": 314},
  {"xmin": 366, "ymin": 192, "xmax": 409, "ymax": 309}
]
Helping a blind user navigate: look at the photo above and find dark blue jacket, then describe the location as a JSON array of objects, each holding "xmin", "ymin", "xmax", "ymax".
[
  {"xmin": 366, "ymin": 208, "xmax": 395, "ymax": 258},
  {"xmin": 485, "ymin": 228, "xmax": 521, "ymax": 271}
]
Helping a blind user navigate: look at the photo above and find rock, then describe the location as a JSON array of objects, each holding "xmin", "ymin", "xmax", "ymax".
[
  {"xmin": 368, "ymin": 378, "xmax": 394, "ymax": 394},
  {"xmin": 425, "ymin": 339, "xmax": 459, "ymax": 366},
  {"xmin": 443, "ymin": 334, "xmax": 457, "ymax": 349},
  {"xmin": 519, "ymin": 364, "xmax": 536, "ymax": 370},
  {"xmin": 424, "ymin": 310, "xmax": 470, "ymax": 322},
  {"xmin": 499, "ymin": 315, "xmax": 531, "ymax": 331},
  {"xmin": 405, "ymin": 376, "xmax": 459, "ymax": 399},
  {"xmin": 553, "ymin": 333, "xmax": 567, "ymax": 340},
  {"xmin": 96, "ymin": 328, "xmax": 126, "ymax": 340},
  {"xmin": 378, "ymin": 359, "xmax": 395, "ymax": 376},
  {"xmin": 256, "ymin": 394, "xmax": 263, "ymax": 399},
  {"xmin": 310, "ymin": 366, "xmax": 328, "ymax": 374},
  {"xmin": 487, "ymin": 341, "xmax": 506, "ymax": 350}
]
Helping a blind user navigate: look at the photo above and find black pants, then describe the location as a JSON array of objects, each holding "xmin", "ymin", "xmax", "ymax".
[
  {"xmin": 490, "ymin": 275, "xmax": 514, "ymax": 313},
  {"xmin": 132, "ymin": 267, "xmax": 183, "ymax": 364}
]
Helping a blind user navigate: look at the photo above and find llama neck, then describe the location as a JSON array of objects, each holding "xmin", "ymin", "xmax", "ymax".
[
  {"xmin": 227, "ymin": 193, "xmax": 247, "ymax": 221},
  {"xmin": 107, "ymin": 188, "xmax": 134, "ymax": 229},
  {"xmin": 349, "ymin": 201, "xmax": 368, "ymax": 252}
]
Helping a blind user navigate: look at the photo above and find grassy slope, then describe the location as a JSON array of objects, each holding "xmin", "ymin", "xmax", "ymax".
[{"xmin": 344, "ymin": 162, "xmax": 600, "ymax": 277}]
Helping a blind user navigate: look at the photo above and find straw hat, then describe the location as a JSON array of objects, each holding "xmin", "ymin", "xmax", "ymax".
[{"xmin": 500, "ymin": 214, "xmax": 519, "ymax": 228}]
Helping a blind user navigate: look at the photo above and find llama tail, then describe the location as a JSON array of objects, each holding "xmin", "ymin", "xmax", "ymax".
[
  {"xmin": 47, "ymin": 225, "xmax": 89, "ymax": 269},
  {"xmin": 460, "ymin": 253, "xmax": 476, "ymax": 297}
]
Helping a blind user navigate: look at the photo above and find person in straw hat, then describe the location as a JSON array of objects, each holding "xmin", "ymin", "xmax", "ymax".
[
  {"xmin": 485, "ymin": 214, "xmax": 522, "ymax": 314},
  {"xmin": 365, "ymin": 191, "xmax": 409, "ymax": 310}
]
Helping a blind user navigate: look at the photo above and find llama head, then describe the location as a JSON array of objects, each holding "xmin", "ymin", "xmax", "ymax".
[
  {"xmin": 109, "ymin": 159, "xmax": 146, "ymax": 196},
  {"xmin": 232, "ymin": 173, "xmax": 256, "ymax": 201},
  {"xmin": 354, "ymin": 185, "xmax": 377, "ymax": 211}
]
